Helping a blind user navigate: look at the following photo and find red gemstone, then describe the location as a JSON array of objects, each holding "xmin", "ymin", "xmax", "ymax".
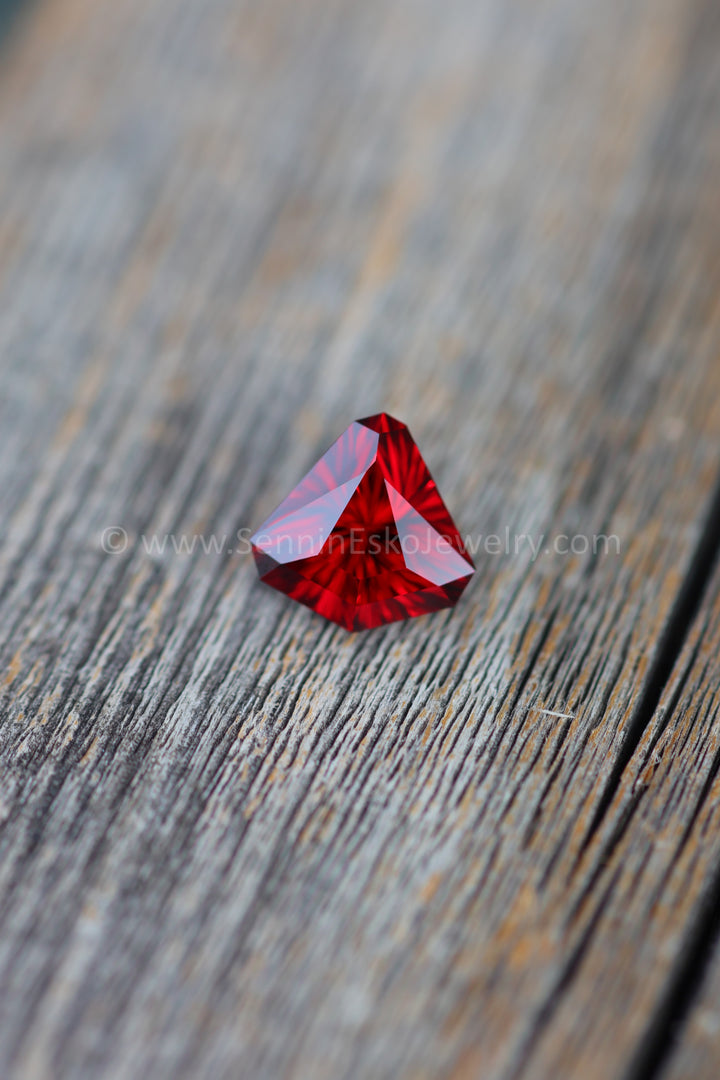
[{"xmin": 251, "ymin": 414, "xmax": 474, "ymax": 630}]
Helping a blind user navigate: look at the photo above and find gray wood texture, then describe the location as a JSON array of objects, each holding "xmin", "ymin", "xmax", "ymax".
[{"xmin": 1, "ymin": 0, "xmax": 720, "ymax": 1077}]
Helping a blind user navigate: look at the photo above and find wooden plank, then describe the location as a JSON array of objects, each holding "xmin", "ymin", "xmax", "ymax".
[
  {"xmin": 664, "ymin": 935, "xmax": 720, "ymax": 1080},
  {"xmin": 612, "ymin": 555, "xmax": 720, "ymax": 1080},
  {"xmin": 498, "ymin": 523, "xmax": 720, "ymax": 1080},
  {"xmin": 520, "ymin": 529, "xmax": 720, "ymax": 1080},
  {"xmin": 0, "ymin": 0, "xmax": 719, "ymax": 1076}
]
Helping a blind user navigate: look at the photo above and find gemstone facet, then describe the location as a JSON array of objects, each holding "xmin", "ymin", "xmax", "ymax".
[{"xmin": 251, "ymin": 414, "xmax": 474, "ymax": 630}]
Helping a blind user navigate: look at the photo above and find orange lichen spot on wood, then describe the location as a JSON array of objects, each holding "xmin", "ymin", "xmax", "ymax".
[
  {"xmin": 506, "ymin": 927, "xmax": 555, "ymax": 972},
  {"xmin": 22, "ymin": 660, "xmax": 46, "ymax": 692},
  {"xmin": 53, "ymin": 361, "xmax": 105, "ymax": 450},
  {"xmin": 36, "ymin": 692, "xmax": 60, "ymax": 725},
  {"xmin": 130, "ymin": 583, "xmax": 171, "ymax": 663},
  {"xmin": 298, "ymin": 802, "xmax": 336, "ymax": 847},
  {"xmin": 456, "ymin": 782, "xmax": 478, "ymax": 825},
  {"xmin": 420, "ymin": 713, "xmax": 434, "ymax": 746},
  {"xmin": 79, "ymin": 738, "xmax": 99, "ymax": 767},
  {"xmin": 4, "ymin": 650, "xmax": 22, "ymax": 687},
  {"xmin": 419, "ymin": 871, "xmax": 444, "ymax": 905},
  {"xmin": 80, "ymin": 901, "xmax": 99, "ymax": 924},
  {"xmin": 243, "ymin": 793, "xmax": 263, "ymax": 821},
  {"xmin": 446, "ymin": 1042, "xmax": 491, "ymax": 1080},
  {"xmin": 492, "ymin": 880, "xmax": 556, "ymax": 974}
]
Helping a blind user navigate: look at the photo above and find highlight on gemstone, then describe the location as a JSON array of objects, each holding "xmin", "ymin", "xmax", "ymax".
[{"xmin": 250, "ymin": 414, "xmax": 475, "ymax": 630}]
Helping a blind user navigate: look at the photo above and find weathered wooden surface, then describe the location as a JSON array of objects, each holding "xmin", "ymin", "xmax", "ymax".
[
  {"xmin": 1, "ymin": 0, "xmax": 720, "ymax": 1077},
  {"xmin": 525, "ymin": 538, "xmax": 720, "ymax": 1080}
]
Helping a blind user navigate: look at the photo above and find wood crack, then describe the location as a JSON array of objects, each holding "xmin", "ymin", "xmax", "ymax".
[{"xmin": 582, "ymin": 472, "xmax": 720, "ymax": 853}]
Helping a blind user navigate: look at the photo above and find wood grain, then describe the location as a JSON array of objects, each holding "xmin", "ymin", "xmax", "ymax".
[
  {"xmin": 1, "ymin": 0, "xmax": 720, "ymax": 1077},
  {"xmin": 504, "ymin": 510, "xmax": 720, "ymax": 1080}
]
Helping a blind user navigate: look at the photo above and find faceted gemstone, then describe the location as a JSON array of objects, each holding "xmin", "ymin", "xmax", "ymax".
[{"xmin": 251, "ymin": 414, "xmax": 474, "ymax": 630}]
